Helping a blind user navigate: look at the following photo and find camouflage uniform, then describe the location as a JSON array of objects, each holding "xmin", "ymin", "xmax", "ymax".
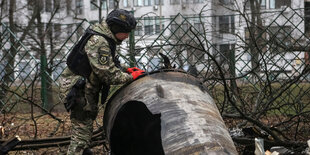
[{"xmin": 60, "ymin": 21, "xmax": 133, "ymax": 155}]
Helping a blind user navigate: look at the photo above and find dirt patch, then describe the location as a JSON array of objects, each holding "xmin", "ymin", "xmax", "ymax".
[{"xmin": 1, "ymin": 110, "xmax": 106, "ymax": 154}]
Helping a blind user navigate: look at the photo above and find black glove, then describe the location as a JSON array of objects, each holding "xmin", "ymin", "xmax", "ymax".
[{"xmin": 64, "ymin": 78, "xmax": 86, "ymax": 112}]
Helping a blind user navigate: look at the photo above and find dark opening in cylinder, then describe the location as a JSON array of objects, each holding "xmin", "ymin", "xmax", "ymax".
[{"xmin": 110, "ymin": 101, "xmax": 164, "ymax": 155}]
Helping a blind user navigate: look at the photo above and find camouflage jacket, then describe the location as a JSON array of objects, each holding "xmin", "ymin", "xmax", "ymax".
[
  {"xmin": 85, "ymin": 21, "xmax": 133, "ymax": 85},
  {"xmin": 60, "ymin": 21, "xmax": 132, "ymax": 101}
]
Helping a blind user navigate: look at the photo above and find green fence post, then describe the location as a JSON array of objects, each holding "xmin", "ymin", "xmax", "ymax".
[
  {"xmin": 229, "ymin": 48, "xmax": 238, "ymax": 92},
  {"xmin": 40, "ymin": 54, "xmax": 48, "ymax": 110},
  {"xmin": 129, "ymin": 11, "xmax": 136, "ymax": 67},
  {"xmin": 229, "ymin": 48, "xmax": 236, "ymax": 77}
]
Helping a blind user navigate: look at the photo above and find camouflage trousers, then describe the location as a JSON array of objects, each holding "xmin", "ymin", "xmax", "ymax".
[
  {"xmin": 67, "ymin": 82, "xmax": 102, "ymax": 155},
  {"xmin": 67, "ymin": 117, "xmax": 93, "ymax": 155},
  {"xmin": 60, "ymin": 69, "xmax": 102, "ymax": 155}
]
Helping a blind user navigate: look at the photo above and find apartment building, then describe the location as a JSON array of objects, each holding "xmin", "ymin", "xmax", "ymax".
[
  {"xmin": 211, "ymin": 0, "xmax": 306, "ymax": 78},
  {"xmin": 0, "ymin": 0, "xmax": 308, "ymax": 79}
]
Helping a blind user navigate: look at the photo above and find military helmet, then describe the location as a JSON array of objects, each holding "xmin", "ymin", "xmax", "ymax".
[{"xmin": 106, "ymin": 9, "xmax": 137, "ymax": 34}]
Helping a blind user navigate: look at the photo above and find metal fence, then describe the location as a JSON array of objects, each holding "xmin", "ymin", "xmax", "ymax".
[
  {"xmin": 0, "ymin": 22, "xmax": 41, "ymax": 112},
  {"xmin": 0, "ymin": 20, "xmax": 91, "ymax": 112},
  {"xmin": 1, "ymin": 6, "xmax": 310, "ymax": 148}
]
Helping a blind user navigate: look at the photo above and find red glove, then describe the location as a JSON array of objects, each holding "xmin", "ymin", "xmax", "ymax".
[
  {"xmin": 131, "ymin": 70, "xmax": 145, "ymax": 80},
  {"xmin": 126, "ymin": 67, "xmax": 144, "ymax": 73}
]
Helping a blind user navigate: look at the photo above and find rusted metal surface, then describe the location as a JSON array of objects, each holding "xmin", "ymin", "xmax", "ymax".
[{"xmin": 104, "ymin": 70, "xmax": 238, "ymax": 155}]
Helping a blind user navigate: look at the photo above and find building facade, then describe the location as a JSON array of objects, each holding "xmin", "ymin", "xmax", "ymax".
[{"xmin": 0, "ymin": 0, "xmax": 308, "ymax": 79}]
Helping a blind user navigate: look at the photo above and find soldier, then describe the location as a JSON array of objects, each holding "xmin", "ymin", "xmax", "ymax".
[{"xmin": 60, "ymin": 9, "xmax": 144, "ymax": 155}]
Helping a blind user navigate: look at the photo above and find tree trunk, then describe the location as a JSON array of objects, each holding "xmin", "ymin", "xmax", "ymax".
[
  {"xmin": 249, "ymin": 0, "xmax": 264, "ymax": 82},
  {"xmin": 5, "ymin": 0, "xmax": 16, "ymax": 84},
  {"xmin": 1, "ymin": 0, "xmax": 16, "ymax": 111}
]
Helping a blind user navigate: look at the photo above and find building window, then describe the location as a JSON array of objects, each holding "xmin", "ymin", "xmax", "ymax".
[
  {"xmin": 67, "ymin": 24, "xmax": 73, "ymax": 34},
  {"xmin": 109, "ymin": 0, "xmax": 115, "ymax": 9},
  {"xmin": 144, "ymin": 0, "xmax": 152, "ymax": 6},
  {"xmin": 218, "ymin": 15, "xmax": 235, "ymax": 34},
  {"xmin": 144, "ymin": 17, "xmax": 154, "ymax": 35},
  {"xmin": 90, "ymin": 0, "xmax": 98, "ymax": 10},
  {"xmin": 134, "ymin": 0, "xmax": 143, "ymax": 6},
  {"xmin": 3, "ymin": 0, "xmax": 9, "ymax": 13},
  {"xmin": 220, "ymin": 44, "xmax": 230, "ymax": 58},
  {"xmin": 102, "ymin": 0, "xmax": 107, "ymax": 9},
  {"xmin": 270, "ymin": 0, "xmax": 291, "ymax": 9},
  {"xmin": 218, "ymin": 44, "xmax": 234, "ymax": 66},
  {"xmin": 230, "ymin": 15, "xmax": 235, "ymax": 33},
  {"xmin": 123, "ymin": 0, "xmax": 130, "ymax": 7},
  {"xmin": 54, "ymin": 24, "xmax": 61, "ymax": 39},
  {"xmin": 76, "ymin": 0, "xmax": 83, "ymax": 15},
  {"xmin": 170, "ymin": 0, "xmax": 180, "ymax": 5},
  {"xmin": 219, "ymin": 16, "xmax": 229, "ymax": 33},
  {"xmin": 245, "ymin": 0, "xmax": 266, "ymax": 9},
  {"xmin": 135, "ymin": 23, "xmax": 143, "ymax": 36},
  {"xmin": 154, "ymin": 0, "xmax": 164, "ymax": 5},
  {"xmin": 219, "ymin": 0, "xmax": 232, "ymax": 5},
  {"xmin": 261, "ymin": 0, "xmax": 266, "ymax": 9},
  {"xmin": 155, "ymin": 16, "xmax": 164, "ymax": 34},
  {"xmin": 269, "ymin": 26, "xmax": 292, "ymax": 53},
  {"xmin": 193, "ymin": 0, "xmax": 204, "ymax": 3},
  {"xmin": 182, "ymin": 0, "xmax": 190, "ymax": 4},
  {"xmin": 219, "ymin": 44, "xmax": 235, "ymax": 75}
]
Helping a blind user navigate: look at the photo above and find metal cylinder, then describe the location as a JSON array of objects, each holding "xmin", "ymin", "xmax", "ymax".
[{"xmin": 104, "ymin": 70, "xmax": 238, "ymax": 155}]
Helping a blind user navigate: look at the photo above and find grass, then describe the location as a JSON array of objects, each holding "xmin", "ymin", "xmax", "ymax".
[
  {"xmin": 210, "ymin": 82, "xmax": 310, "ymax": 114},
  {"xmin": 1, "ymin": 112, "xmax": 106, "ymax": 154}
]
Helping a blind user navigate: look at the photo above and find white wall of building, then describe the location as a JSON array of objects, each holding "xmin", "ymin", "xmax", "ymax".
[{"xmin": 1, "ymin": 0, "xmax": 307, "ymax": 78}]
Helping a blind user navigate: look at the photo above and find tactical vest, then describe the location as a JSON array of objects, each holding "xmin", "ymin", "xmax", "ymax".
[{"xmin": 66, "ymin": 28, "xmax": 120, "ymax": 78}]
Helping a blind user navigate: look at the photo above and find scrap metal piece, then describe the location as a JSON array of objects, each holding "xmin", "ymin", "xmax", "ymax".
[
  {"xmin": 159, "ymin": 53, "xmax": 174, "ymax": 69},
  {"xmin": 104, "ymin": 71, "xmax": 238, "ymax": 155},
  {"xmin": 255, "ymin": 138, "xmax": 265, "ymax": 155},
  {"xmin": 0, "ymin": 135, "xmax": 21, "ymax": 155}
]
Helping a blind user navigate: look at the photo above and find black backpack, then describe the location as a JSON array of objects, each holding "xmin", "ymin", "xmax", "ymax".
[{"xmin": 66, "ymin": 28, "xmax": 119, "ymax": 78}]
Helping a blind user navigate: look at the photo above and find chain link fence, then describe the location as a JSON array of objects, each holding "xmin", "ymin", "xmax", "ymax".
[
  {"xmin": 0, "ymin": 22, "xmax": 41, "ymax": 112},
  {"xmin": 1, "ymin": 6, "xmax": 310, "ymax": 152}
]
